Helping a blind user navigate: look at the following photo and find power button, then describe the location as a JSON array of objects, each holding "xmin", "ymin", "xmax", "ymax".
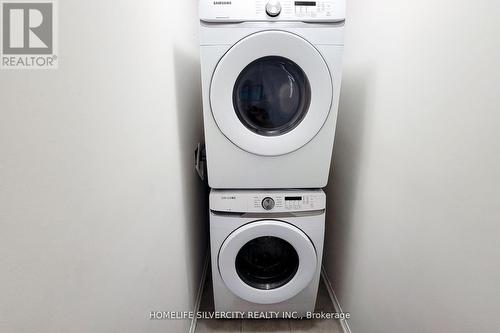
[{"xmin": 262, "ymin": 197, "xmax": 275, "ymax": 210}]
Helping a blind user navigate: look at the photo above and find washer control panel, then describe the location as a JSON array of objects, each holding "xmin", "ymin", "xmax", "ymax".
[
  {"xmin": 210, "ymin": 189, "xmax": 326, "ymax": 213},
  {"xmin": 200, "ymin": 0, "xmax": 345, "ymax": 23}
]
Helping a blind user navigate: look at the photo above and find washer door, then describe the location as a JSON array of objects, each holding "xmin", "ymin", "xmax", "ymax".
[
  {"xmin": 218, "ymin": 220, "xmax": 317, "ymax": 304},
  {"xmin": 210, "ymin": 30, "xmax": 333, "ymax": 156}
]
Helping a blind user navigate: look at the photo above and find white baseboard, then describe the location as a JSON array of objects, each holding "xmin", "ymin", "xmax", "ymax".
[
  {"xmin": 321, "ymin": 266, "xmax": 352, "ymax": 333},
  {"xmin": 189, "ymin": 249, "xmax": 210, "ymax": 333}
]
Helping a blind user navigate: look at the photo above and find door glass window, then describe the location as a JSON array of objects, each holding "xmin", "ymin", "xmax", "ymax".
[
  {"xmin": 235, "ymin": 236, "xmax": 299, "ymax": 290},
  {"xmin": 233, "ymin": 56, "xmax": 311, "ymax": 136}
]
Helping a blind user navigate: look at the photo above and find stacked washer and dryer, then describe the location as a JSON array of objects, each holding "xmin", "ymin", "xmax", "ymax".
[{"xmin": 199, "ymin": 0, "xmax": 345, "ymax": 317}]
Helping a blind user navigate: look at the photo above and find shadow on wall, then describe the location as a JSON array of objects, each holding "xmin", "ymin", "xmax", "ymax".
[
  {"xmin": 173, "ymin": 45, "xmax": 210, "ymax": 306},
  {"xmin": 324, "ymin": 65, "xmax": 375, "ymax": 303}
]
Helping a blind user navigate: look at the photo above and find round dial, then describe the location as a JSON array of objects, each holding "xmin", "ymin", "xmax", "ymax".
[
  {"xmin": 262, "ymin": 197, "xmax": 275, "ymax": 210},
  {"xmin": 265, "ymin": 0, "xmax": 282, "ymax": 17}
]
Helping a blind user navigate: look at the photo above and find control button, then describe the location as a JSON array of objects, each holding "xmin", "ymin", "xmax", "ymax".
[
  {"xmin": 262, "ymin": 197, "xmax": 275, "ymax": 210},
  {"xmin": 266, "ymin": 0, "xmax": 281, "ymax": 17}
]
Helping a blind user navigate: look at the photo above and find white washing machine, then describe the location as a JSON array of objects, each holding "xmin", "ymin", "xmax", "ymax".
[
  {"xmin": 210, "ymin": 189, "xmax": 325, "ymax": 316},
  {"xmin": 199, "ymin": 0, "xmax": 345, "ymax": 188}
]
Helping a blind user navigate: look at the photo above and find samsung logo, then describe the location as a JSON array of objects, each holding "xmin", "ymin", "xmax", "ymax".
[
  {"xmin": 213, "ymin": 1, "xmax": 232, "ymax": 5},
  {"xmin": 221, "ymin": 196, "xmax": 236, "ymax": 200}
]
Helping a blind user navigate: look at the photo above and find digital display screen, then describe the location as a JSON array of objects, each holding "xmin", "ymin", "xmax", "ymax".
[
  {"xmin": 295, "ymin": 1, "xmax": 316, "ymax": 6},
  {"xmin": 285, "ymin": 196, "xmax": 302, "ymax": 201}
]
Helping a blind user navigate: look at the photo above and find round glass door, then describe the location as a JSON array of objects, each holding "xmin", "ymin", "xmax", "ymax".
[
  {"xmin": 235, "ymin": 236, "xmax": 300, "ymax": 290},
  {"xmin": 218, "ymin": 220, "xmax": 317, "ymax": 304},
  {"xmin": 233, "ymin": 56, "xmax": 311, "ymax": 136},
  {"xmin": 210, "ymin": 30, "xmax": 333, "ymax": 156}
]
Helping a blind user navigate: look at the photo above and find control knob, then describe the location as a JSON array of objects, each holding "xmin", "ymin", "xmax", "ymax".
[
  {"xmin": 265, "ymin": 0, "xmax": 282, "ymax": 17},
  {"xmin": 262, "ymin": 197, "xmax": 275, "ymax": 210}
]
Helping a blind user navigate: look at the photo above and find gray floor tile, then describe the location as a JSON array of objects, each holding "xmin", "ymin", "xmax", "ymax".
[
  {"xmin": 195, "ymin": 319, "xmax": 242, "ymax": 333},
  {"xmin": 241, "ymin": 319, "xmax": 290, "ymax": 333},
  {"xmin": 197, "ymin": 270, "xmax": 340, "ymax": 332},
  {"xmin": 199, "ymin": 277, "xmax": 214, "ymax": 311},
  {"xmin": 290, "ymin": 318, "xmax": 343, "ymax": 333},
  {"xmin": 314, "ymin": 279, "xmax": 335, "ymax": 312}
]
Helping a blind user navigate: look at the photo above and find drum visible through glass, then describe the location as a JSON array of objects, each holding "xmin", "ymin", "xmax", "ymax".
[
  {"xmin": 233, "ymin": 56, "xmax": 311, "ymax": 136},
  {"xmin": 235, "ymin": 236, "xmax": 300, "ymax": 290}
]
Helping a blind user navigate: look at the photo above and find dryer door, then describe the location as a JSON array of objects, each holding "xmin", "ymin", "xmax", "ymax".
[
  {"xmin": 210, "ymin": 30, "xmax": 333, "ymax": 156},
  {"xmin": 218, "ymin": 220, "xmax": 317, "ymax": 304}
]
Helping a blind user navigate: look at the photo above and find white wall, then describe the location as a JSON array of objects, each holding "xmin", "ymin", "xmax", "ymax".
[
  {"xmin": 0, "ymin": 1, "xmax": 207, "ymax": 332},
  {"xmin": 324, "ymin": 0, "xmax": 500, "ymax": 332}
]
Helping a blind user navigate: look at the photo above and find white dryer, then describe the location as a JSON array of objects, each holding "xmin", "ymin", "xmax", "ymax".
[
  {"xmin": 210, "ymin": 189, "xmax": 325, "ymax": 316},
  {"xmin": 199, "ymin": 0, "xmax": 345, "ymax": 188}
]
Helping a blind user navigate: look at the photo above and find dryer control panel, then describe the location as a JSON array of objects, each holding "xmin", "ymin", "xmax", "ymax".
[
  {"xmin": 210, "ymin": 189, "xmax": 326, "ymax": 213},
  {"xmin": 200, "ymin": 0, "xmax": 345, "ymax": 23}
]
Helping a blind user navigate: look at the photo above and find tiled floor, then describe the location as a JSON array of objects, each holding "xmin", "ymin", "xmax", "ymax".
[{"xmin": 195, "ymin": 271, "xmax": 343, "ymax": 333}]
